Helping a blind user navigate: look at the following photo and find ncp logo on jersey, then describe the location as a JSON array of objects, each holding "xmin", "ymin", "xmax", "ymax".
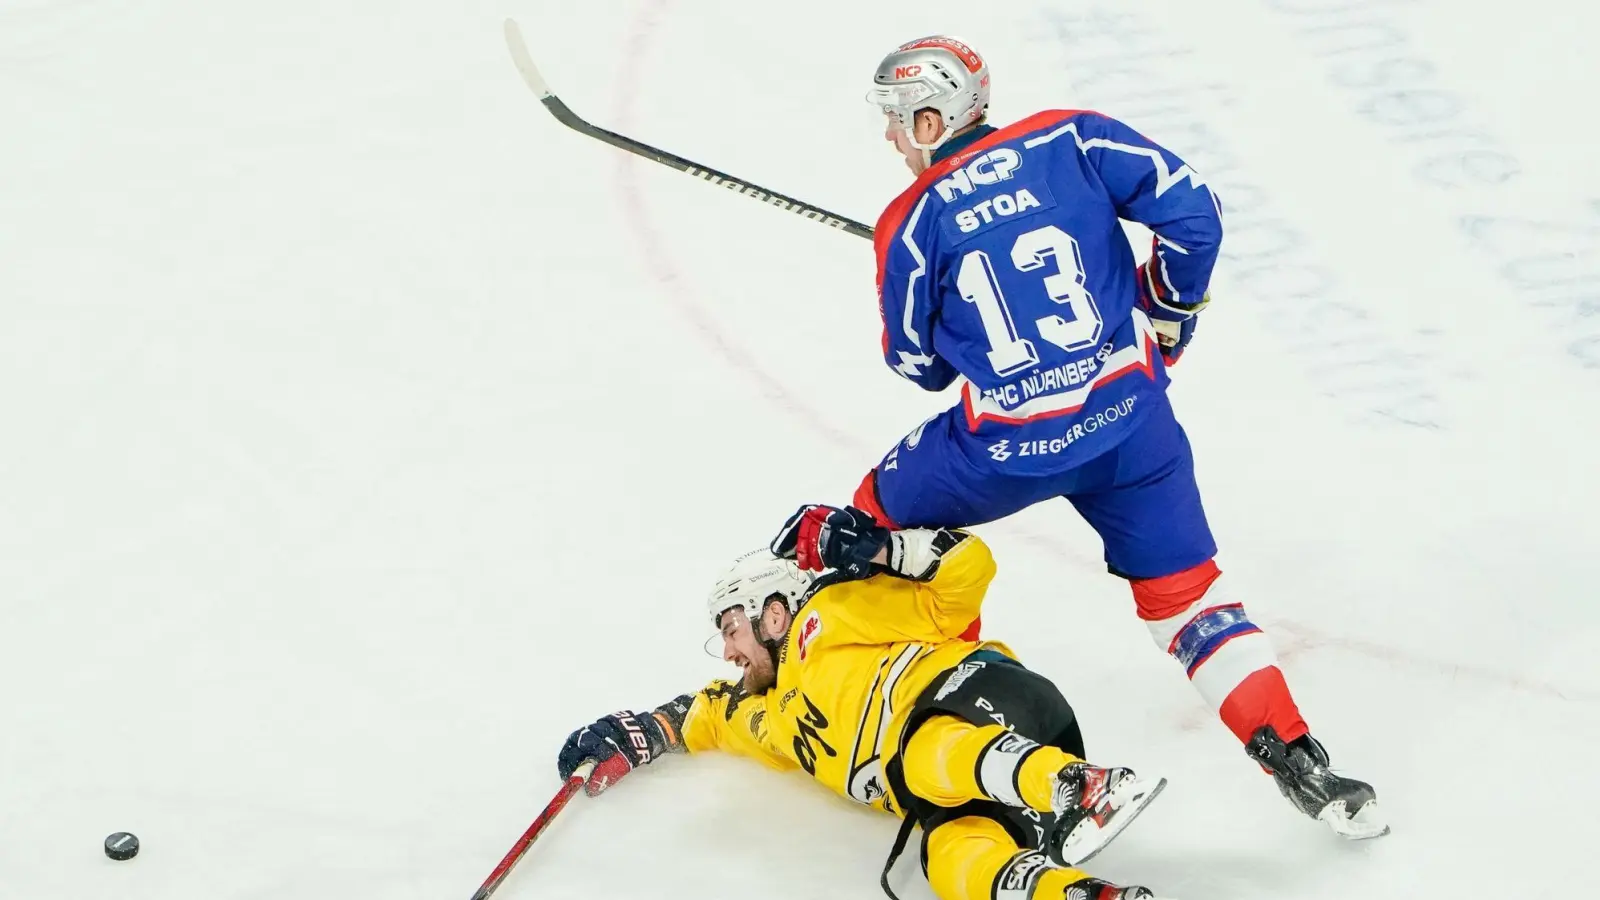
[{"xmin": 934, "ymin": 148, "xmax": 1022, "ymax": 202}]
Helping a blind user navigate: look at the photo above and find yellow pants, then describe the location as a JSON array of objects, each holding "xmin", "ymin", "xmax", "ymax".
[{"xmin": 900, "ymin": 715, "xmax": 1097, "ymax": 900}]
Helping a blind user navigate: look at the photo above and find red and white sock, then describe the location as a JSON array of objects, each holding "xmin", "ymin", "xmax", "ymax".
[{"xmin": 1131, "ymin": 561, "xmax": 1308, "ymax": 744}]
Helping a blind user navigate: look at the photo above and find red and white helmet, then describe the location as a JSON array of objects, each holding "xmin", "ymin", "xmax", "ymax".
[{"xmin": 866, "ymin": 35, "xmax": 991, "ymax": 153}]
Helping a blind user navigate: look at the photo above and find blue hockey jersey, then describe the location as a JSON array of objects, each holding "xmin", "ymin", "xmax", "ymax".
[{"xmin": 874, "ymin": 109, "xmax": 1222, "ymax": 474}]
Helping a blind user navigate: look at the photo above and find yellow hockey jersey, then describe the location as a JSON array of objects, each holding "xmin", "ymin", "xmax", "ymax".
[{"xmin": 680, "ymin": 531, "xmax": 1014, "ymax": 817}]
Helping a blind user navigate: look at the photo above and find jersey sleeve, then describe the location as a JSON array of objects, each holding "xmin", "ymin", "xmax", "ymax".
[
  {"xmin": 903, "ymin": 529, "xmax": 998, "ymax": 638},
  {"xmin": 875, "ymin": 192, "xmax": 959, "ymax": 392},
  {"xmin": 680, "ymin": 680, "xmax": 796, "ymax": 773},
  {"xmin": 831, "ymin": 529, "xmax": 998, "ymax": 644},
  {"xmin": 1074, "ymin": 112, "xmax": 1223, "ymax": 312}
]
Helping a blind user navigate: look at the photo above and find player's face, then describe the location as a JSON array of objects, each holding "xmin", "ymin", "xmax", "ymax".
[
  {"xmin": 884, "ymin": 111, "xmax": 946, "ymax": 176},
  {"xmin": 718, "ymin": 605, "xmax": 782, "ymax": 694},
  {"xmin": 885, "ymin": 115, "xmax": 926, "ymax": 175}
]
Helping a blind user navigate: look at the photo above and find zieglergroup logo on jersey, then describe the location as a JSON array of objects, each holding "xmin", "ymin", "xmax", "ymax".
[{"xmin": 987, "ymin": 395, "xmax": 1137, "ymax": 461}]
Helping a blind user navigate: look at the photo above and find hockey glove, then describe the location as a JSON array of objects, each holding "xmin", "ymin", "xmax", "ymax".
[
  {"xmin": 1137, "ymin": 257, "xmax": 1210, "ymax": 366},
  {"xmin": 770, "ymin": 504, "xmax": 890, "ymax": 579},
  {"xmin": 556, "ymin": 697, "xmax": 690, "ymax": 796}
]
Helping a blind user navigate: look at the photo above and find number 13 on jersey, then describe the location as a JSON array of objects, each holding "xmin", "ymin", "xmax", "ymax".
[{"xmin": 956, "ymin": 224, "xmax": 1104, "ymax": 378}]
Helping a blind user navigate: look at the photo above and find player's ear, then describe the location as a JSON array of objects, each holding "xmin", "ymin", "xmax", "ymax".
[
  {"xmin": 763, "ymin": 597, "xmax": 791, "ymax": 635},
  {"xmin": 914, "ymin": 109, "xmax": 945, "ymax": 145}
]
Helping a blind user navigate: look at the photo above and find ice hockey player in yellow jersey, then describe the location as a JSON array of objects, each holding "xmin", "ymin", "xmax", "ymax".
[{"xmin": 554, "ymin": 504, "xmax": 1170, "ymax": 900}]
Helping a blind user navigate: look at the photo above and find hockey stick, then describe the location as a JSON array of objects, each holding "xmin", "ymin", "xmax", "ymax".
[
  {"xmin": 468, "ymin": 760, "xmax": 595, "ymax": 900},
  {"xmin": 502, "ymin": 18, "xmax": 874, "ymax": 240}
]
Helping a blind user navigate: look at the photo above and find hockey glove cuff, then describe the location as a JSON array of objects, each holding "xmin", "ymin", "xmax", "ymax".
[
  {"xmin": 1137, "ymin": 257, "xmax": 1210, "ymax": 365},
  {"xmin": 879, "ymin": 529, "xmax": 954, "ymax": 582}
]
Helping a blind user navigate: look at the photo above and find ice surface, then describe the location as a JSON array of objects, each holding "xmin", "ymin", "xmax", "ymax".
[{"xmin": 3, "ymin": 1, "xmax": 1597, "ymax": 898}]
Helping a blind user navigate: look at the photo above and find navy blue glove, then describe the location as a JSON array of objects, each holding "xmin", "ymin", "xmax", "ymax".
[
  {"xmin": 1154, "ymin": 310, "xmax": 1200, "ymax": 364},
  {"xmin": 556, "ymin": 701, "xmax": 688, "ymax": 796},
  {"xmin": 1137, "ymin": 257, "xmax": 1210, "ymax": 365},
  {"xmin": 770, "ymin": 504, "xmax": 890, "ymax": 580}
]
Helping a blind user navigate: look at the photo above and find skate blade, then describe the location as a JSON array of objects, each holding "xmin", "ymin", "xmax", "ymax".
[
  {"xmin": 1057, "ymin": 775, "xmax": 1168, "ymax": 866},
  {"xmin": 1317, "ymin": 798, "xmax": 1390, "ymax": 840}
]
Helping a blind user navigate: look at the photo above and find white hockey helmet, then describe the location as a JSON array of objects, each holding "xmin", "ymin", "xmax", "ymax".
[
  {"xmin": 706, "ymin": 548, "xmax": 814, "ymax": 630},
  {"xmin": 865, "ymin": 35, "xmax": 991, "ymax": 154}
]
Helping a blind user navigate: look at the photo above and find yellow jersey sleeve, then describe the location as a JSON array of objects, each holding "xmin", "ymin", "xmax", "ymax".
[
  {"xmin": 814, "ymin": 529, "xmax": 997, "ymax": 646},
  {"xmin": 680, "ymin": 679, "xmax": 797, "ymax": 773},
  {"xmin": 908, "ymin": 529, "xmax": 997, "ymax": 638}
]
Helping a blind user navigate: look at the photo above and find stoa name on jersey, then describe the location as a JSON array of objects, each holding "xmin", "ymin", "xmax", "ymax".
[
  {"xmin": 931, "ymin": 147, "xmax": 1057, "ymax": 239},
  {"xmin": 953, "ymin": 189, "xmax": 1044, "ymax": 233},
  {"xmin": 980, "ymin": 341, "xmax": 1114, "ymax": 407}
]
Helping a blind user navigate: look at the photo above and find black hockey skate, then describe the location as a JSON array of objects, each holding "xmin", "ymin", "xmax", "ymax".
[
  {"xmin": 1246, "ymin": 726, "xmax": 1388, "ymax": 839},
  {"xmin": 1046, "ymin": 762, "xmax": 1167, "ymax": 867},
  {"xmin": 1060, "ymin": 876, "xmax": 1160, "ymax": 900}
]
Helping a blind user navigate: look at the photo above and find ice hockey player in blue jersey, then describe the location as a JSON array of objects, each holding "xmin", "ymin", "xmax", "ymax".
[{"xmin": 811, "ymin": 35, "xmax": 1389, "ymax": 840}]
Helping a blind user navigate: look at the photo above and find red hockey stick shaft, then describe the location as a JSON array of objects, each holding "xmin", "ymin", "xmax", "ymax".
[{"xmin": 469, "ymin": 761, "xmax": 595, "ymax": 900}]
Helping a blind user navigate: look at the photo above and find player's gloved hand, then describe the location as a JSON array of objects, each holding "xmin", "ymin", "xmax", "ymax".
[
  {"xmin": 770, "ymin": 504, "xmax": 890, "ymax": 579},
  {"xmin": 1151, "ymin": 309, "xmax": 1200, "ymax": 364},
  {"xmin": 1137, "ymin": 257, "xmax": 1210, "ymax": 365},
  {"xmin": 556, "ymin": 709, "xmax": 678, "ymax": 797}
]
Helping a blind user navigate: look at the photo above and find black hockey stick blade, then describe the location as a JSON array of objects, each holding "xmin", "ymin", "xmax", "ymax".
[{"xmin": 502, "ymin": 19, "xmax": 874, "ymax": 240}]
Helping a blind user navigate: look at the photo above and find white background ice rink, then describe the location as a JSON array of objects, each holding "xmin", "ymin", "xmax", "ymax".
[{"xmin": 4, "ymin": 1, "xmax": 1598, "ymax": 897}]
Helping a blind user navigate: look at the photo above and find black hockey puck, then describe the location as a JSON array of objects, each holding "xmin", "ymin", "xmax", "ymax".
[{"xmin": 104, "ymin": 832, "xmax": 139, "ymax": 860}]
